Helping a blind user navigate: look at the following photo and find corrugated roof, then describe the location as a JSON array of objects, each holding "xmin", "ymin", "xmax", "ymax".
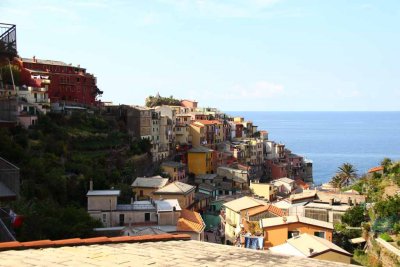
[
  {"xmin": 131, "ymin": 176, "xmax": 169, "ymax": 188},
  {"xmin": 223, "ymin": 196, "xmax": 265, "ymax": 212},
  {"xmin": 86, "ymin": 190, "xmax": 120, "ymax": 196},
  {"xmin": 260, "ymin": 215, "xmax": 334, "ymax": 230},
  {"xmin": 154, "ymin": 181, "xmax": 195, "ymax": 195}
]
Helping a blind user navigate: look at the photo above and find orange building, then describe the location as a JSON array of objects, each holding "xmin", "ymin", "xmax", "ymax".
[{"xmin": 260, "ymin": 215, "xmax": 333, "ymax": 249}]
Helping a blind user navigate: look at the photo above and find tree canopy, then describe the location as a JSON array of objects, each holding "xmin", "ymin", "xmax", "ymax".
[{"xmin": 145, "ymin": 94, "xmax": 181, "ymax": 107}]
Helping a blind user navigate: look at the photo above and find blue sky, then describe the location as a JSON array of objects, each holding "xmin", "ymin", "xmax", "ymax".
[{"xmin": 1, "ymin": 0, "xmax": 399, "ymax": 111}]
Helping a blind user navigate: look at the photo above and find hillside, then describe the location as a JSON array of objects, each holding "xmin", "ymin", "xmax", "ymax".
[{"xmin": 0, "ymin": 112, "xmax": 155, "ymax": 241}]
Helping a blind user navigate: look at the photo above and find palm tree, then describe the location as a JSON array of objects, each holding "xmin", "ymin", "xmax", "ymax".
[
  {"xmin": 330, "ymin": 174, "xmax": 344, "ymax": 190},
  {"xmin": 337, "ymin": 163, "xmax": 358, "ymax": 187}
]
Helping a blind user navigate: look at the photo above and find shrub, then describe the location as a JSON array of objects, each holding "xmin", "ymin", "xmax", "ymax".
[{"xmin": 379, "ymin": 232, "xmax": 393, "ymax": 242}]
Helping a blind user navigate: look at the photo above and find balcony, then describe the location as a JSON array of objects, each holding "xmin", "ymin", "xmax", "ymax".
[{"xmin": 41, "ymin": 79, "xmax": 50, "ymax": 85}]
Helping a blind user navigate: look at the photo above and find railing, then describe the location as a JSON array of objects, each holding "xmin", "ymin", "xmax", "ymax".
[{"xmin": 0, "ymin": 23, "xmax": 17, "ymax": 51}]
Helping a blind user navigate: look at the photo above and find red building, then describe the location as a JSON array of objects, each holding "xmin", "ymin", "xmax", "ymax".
[{"xmin": 14, "ymin": 57, "xmax": 101, "ymax": 105}]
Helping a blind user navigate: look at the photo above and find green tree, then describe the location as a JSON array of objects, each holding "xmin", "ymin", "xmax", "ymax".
[
  {"xmin": 329, "ymin": 174, "xmax": 343, "ymax": 190},
  {"xmin": 381, "ymin": 158, "xmax": 392, "ymax": 174},
  {"xmin": 337, "ymin": 163, "xmax": 358, "ymax": 187},
  {"xmin": 341, "ymin": 205, "xmax": 365, "ymax": 227}
]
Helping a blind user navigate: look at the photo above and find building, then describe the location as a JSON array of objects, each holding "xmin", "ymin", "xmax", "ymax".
[
  {"xmin": 187, "ymin": 146, "xmax": 215, "ymax": 175},
  {"xmin": 180, "ymin": 99, "xmax": 198, "ymax": 110},
  {"xmin": 16, "ymin": 57, "xmax": 99, "ymax": 105},
  {"xmin": 174, "ymin": 113, "xmax": 191, "ymax": 145},
  {"xmin": 246, "ymin": 204, "xmax": 286, "ymax": 222},
  {"xmin": 153, "ymin": 181, "xmax": 195, "ymax": 209},
  {"xmin": 271, "ymin": 177, "xmax": 296, "ymax": 196},
  {"xmin": 161, "ymin": 161, "xmax": 187, "ymax": 182},
  {"xmin": 87, "ymin": 188, "xmax": 182, "ymax": 228},
  {"xmin": 260, "ymin": 215, "xmax": 334, "ymax": 249},
  {"xmin": 303, "ymin": 202, "xmax": 351, "ymax": 223},
  {"xmin": 176, "ymin": 209, "xmax": 206, "ymax": 241},
  {"xmin": 249, "ymin": 181, "xmax": 277, "ymax": 202},
  {"xmin": 222, "ymin": 196, "xmax": 266, "ymax": 244},
  {"xmin": 189, "ymin": 122, "xmax": 206, "ymax": 147},
  {"xmin": 269, "ymin": 233, "xmax": 352, "ymax": 264},
  {"xmin": 131, "ymin": 176, "xmax": 169, "ymax": 200},
  {"xmin": 126, "ymin": 106, "xmax": 152, "ymax": 140},
  {"xmin": 0, "ymin": 234, "xmax": 353, "ymax": 266}
]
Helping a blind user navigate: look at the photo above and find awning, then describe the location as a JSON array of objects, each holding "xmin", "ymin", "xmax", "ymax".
[{"xmin": 350, "ymin": 237, "xmax": 366, "ymax": 244}]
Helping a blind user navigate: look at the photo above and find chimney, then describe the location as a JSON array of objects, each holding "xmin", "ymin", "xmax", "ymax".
[
  {"xmin": 89, "ymin": 180, "xmax": 93, "ymax": 191},
  {"xmin": 329, "ymin": 198, "xmax": 334, "ymax": 205},
  {"xmin": 309, "ymin": 248, "xmax": 314, "ymax": 254},
  {"xmin": 33, "ymin": 56, "xmax": 37, "ymax": 63},
  {"xmin": 348, "ymin": 197, "xmax": 353, "ymax": 206}
]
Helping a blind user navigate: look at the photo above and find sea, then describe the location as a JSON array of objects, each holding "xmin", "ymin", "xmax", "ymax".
[{"xmin": 227, "ymin": 111, "xmax": 400, "ymax": 185}]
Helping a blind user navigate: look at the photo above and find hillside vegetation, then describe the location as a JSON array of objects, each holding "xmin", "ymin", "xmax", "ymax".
[{"xmin": 0, "ymin": 112, "xmax": 153, "ymax": 241}]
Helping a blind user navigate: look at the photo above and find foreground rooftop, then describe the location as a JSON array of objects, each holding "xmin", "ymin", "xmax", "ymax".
[{"xmin": 0, "ymin": 234, "xmax": 354, "ymax": 266}]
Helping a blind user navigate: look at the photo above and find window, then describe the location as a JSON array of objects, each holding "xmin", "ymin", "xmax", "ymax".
[
  {"xmin": 314, "ymin": 231, "xmax": 325, "ymax": 238},
  {"xmin": 119, "ymin": 214, "xmax": 125, "ymax": 226},
  {"xmin": 288, "ymin": 230, "xmax": 299, "ymax": 238},
  {"xmin": 145, "ymin": 213, "xmax": 150, "ymax": 221},
  {"xmin": 102, "ymin": 214, "xmax": 107, "ymax": 223},
  {"xmin": 304, "ymin": 208, "xmax": 328, "ymax": 222}
]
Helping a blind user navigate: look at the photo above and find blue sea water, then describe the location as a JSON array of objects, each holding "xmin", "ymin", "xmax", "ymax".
[{"xmin": 227, "ymin": 112, "xmax": 400, "ymax": 185}]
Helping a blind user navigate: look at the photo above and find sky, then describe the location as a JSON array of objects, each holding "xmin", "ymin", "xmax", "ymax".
[{"xmin": 1, "ymin": 0, "xmax": 400, "ymax": 111}]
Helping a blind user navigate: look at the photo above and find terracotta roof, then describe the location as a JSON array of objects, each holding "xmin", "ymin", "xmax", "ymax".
[
  {"xmin": 295, "ymin": 179, "xmax": 310, "ymax": 189},
  {"xmin": 368, "ymin": 166, "xmax": 384, "ymax": 173},
  {"xmin": 154, "ymin": 181, "xmax": 195, "ymax": 195},
  {"xmin": 177, "ymin": 209, "xmax": 205, "ymax": 233},
  {"xmin": 247, "ymin": 204, "xmax": 286, "ymax": 217},
  {"xmin": 0, "ymin": 234, "xmax": 190, "ymax": 251}
]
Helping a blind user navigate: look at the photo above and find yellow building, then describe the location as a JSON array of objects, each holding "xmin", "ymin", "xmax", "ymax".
[
  {"xmin": 187, "ymin": 146, "xmax": 214, "ymax": 176},
  {"xmin": 131, "ymin": 176, "xmax": 169, "ymax": 200},
  {"xmin": 269, "ymin": 233, "xmax": 351, "ymax": 264},
  {"xmin": 161, "ymin": 161, "xmax": 187, "ymax": 182},
  {"xmin": 153, "ymin": 181, "xmax": 195, "ymax": 209},
  {"xmin": 189, "ymin": 123, "xmax": 205, "ymax": 147},
  {"xmin": 250, "ymin": 180, "xmax": 277, "ymax": 202}
]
